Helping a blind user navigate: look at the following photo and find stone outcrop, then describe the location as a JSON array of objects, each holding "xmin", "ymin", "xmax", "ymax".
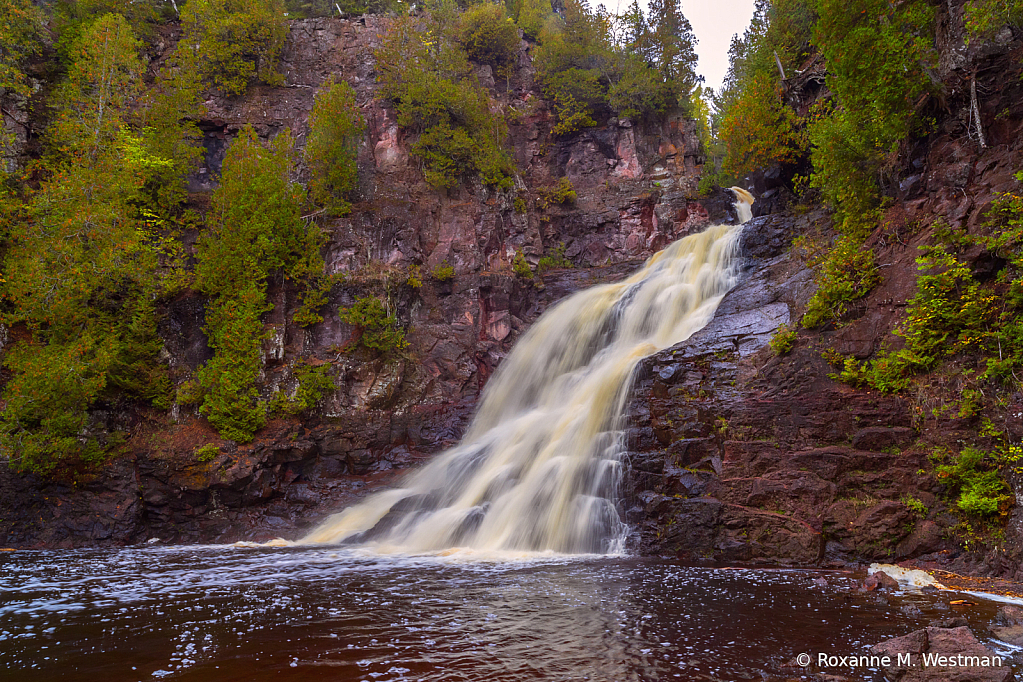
[
  {"xmin": 871, "ymin": 626, "xmax": 1014, "ymax": 681},
  {"xmin": 622, "ymin": 209, "xmax": 944, "ymax": 564}
]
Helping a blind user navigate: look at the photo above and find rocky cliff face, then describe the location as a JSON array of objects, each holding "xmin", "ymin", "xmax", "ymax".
[
  {"xmin": 0, "ymin": 16, "xmax": 734, "ymax": 548},
  {"xmin": 623, "ymin": 15, "xmax": 1023, "ymax": 576}
]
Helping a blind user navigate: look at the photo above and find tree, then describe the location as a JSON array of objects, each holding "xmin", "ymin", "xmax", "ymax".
[
  {"xmin": 644, "ymin": 0, "xmax": 701, "ymax": 100},
  {"xmin": 195, "ymin": 126, "xmax": 321, "ymax": 441},
  {"xmin": 180, "ymin": 0, "xmax": 289, "ymax": 96},
  {"xmin": 48, "ymin": 13, "xmax": 145, "ymax": 159},
  {"xmin": 305, "ymin": 77, "xmax": 365, "ymax": 215}
]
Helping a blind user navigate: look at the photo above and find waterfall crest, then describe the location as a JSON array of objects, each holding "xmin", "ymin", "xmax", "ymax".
[{"xmin": 295, "ymin": 190, "xmax": 753, "ymax": 555}]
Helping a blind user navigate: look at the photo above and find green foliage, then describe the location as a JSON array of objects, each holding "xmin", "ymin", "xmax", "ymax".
[
  {"xmin": 510, "ymin": 0, "xmax": 552, "ymax": 40},
  {"xmin": 339, "ymin": 296, "xmax": 409, "ymax": 354},
  {"xmin": 513, "ymin": 195, "xmax": 527, "ymax": 213},
  {"xmin": 512, "ymin": 249, "xmax": 533, "ymax": 279},
  {"xmin": 180, "ymin": 0, "xmax": 289, "ymax": 96},
  {"xmin": 536, "ymin": 243, "xmax": 572, "ymax": 273},
  {"xmin": 902, "ymin": 495, "xmax": 928, "ymax": 516},
  {"xmin": 719, "ymin": 73, "xmax": 802, "ymax": 179},
  {"xmin": 197, "ymin": 285, "xmax": 269, "ymax": 442},
  {"xmin": 47, "ymin": 14, "xmax": 145, "ymax": 160},
  {"xmin": 713, "ymin": 0, "xmax": 814, "ymax": 179},
  {"xmin": 375, "ymin": 14, "xmax": 515, "ymax": 190},
  {"xmin": 964, "ymin": 0, "xmax": 1023, "ymax": 41},
  {"xmin": 937, "ymin": 447, "xmax": 1012, "ymax": 518},
  {"xmin": 284, "ymin": 0, "xmax": 401, "ymax": 17},
  {"xmin": 802, "ymin": 235, "xmax": 882, "ymax": 328},
  {"xmin": 305, "ymin": 77, "xmax": 365, "ymax": 216},
  {"xmin": 405, "ymin": 264, "xmax": 422, "ymax": 288},
  {"xmin": 769, "ymin": 324, "xmax": 797, "ymax": 355},
  {"xmin": 536, "ymin": 177, "xmax": 577, "ymax": 209},
  {"xmin": 0, "ymin": 335, "xmax": 117, "ymax": 476},
  {"xmin": 533, "ymin": 0, "xmax": 699, "ymax": 134},
  {"xmin": 431, "ymin": 261, "xmax": 456, "ymax": 281},
  {"xmin": 808, "ymin": 0, "xmax": 936, "ymax": 218},
  {"xmin": 293, "ymin": 275, "xmax": 335, "ymax": 327},
  {"xmin": 269, "ymin": 361, "xmax": 335, "ymax": 416},
  {"xmin": 0, "ymin": 19, "xmax": 183, "ymax": 475},
  {"xmin": 195, "ymin": 126, "xmax": 322, "ymax": 442},
  {"xmin": 457, "ymin": 3, "xmax": 520, "ymax": 78},
  {"xmin": 0, "ymin": 0, "xmax": 44, "ymax": 101},
  {"xmin": 195, "ymin": 444, "xmax": 221, "ymax": 462}
]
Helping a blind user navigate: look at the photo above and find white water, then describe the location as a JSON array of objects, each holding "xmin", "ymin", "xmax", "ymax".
[{"xmin": 296, "ymin": 190, "xmax": 753, "ymax": 555}]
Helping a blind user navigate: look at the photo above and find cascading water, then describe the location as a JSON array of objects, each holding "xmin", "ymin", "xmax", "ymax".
[{"xmin": 296, "ymin": 189, "xmax": 754, "ymax": 555}]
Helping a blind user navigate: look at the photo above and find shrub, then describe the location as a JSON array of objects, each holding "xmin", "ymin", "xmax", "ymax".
[
  {"xmin": 512, "ymin": 249, "xmax": 533, "ymax": 279},
  {"xmin": 457, "ymin": 3, "xmax": 520, "ymax": 77},
  {"xmin": 293, "ymin": 276, "xmax": 335, "ymax": 327},
  {"xmin": 808, "ymin": 0, "xmax": 937, "ymax": 219},
  {"xmin": 195, "ymin": 126, "xmax": 322, "ymax": 442},
  {"xmin": 513, "ymin": 195, "xmax": 527, "ymax": 213},
  {"xmin": 937, "ymin": 447, "xmax": 1012, "ymax": 518},
  {"xmin": 769, "ymin": 324, "xmax": 797, "ymax": 355},
  {"xmin": 719, "ymin": 73, "xmax": 802, "ymax": 180},
  {"xmin": 901, "ymin": 495, "xmax": 928, "ymax": 516},
  {"xmin": 195, "ymin": 444, "xmax": 221, "ymax": 462},
  {"xmin": 339, "ymin": 296, "xmax": 409, "ymax": 354},
  {"xmin": 305, "ymin": 77, "xmax": 365, "ymax": 216},
  {"xmin": 801, "ymin": 235, "xmax": 882, "ymax": 329},
  {"xmin": 375, "ymin": 15, "xmax": 515, "ymax": 190},
  {"xmin": 536, "ymin": 243, "xmax": 572, "ymax": 273},
  {"xmin": 431, "ymin": 262, "xmax": 456, "ymax": 281},
  {"xmin": 536, "ymin": 177, "xmax": 577, "ymax": 209},
  {"xmin": 269, "ymin": 361, "xmax": 335, "ymax": 416},
  {"xmin": 180, "ymin": 0, "xmax": 288, "ymax": 95}
]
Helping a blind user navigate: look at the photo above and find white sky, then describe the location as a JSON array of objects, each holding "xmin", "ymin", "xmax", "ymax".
[
  {"xmin": 684, "ymin": 0, "xmax": 757, "ymax": 94},
  {"xmin": 607, "ymin": 0, "xmax": 757, "ymax": 94}
]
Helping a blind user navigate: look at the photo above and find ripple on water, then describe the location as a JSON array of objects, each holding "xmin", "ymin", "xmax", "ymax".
[{"xmin": 0, "ymin": 546, "xmax": 1018, "ymax": 681}]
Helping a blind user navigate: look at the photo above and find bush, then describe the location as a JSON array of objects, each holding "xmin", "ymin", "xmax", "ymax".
[
  {"xmin": 769, "ymin": 324, "xmax": 797, "ymax": 355},
  {"xmin": 457, "ymin": 3, "xmax": 520, "ymax": 77},
  {"xmin": 512, "ymin": 249, "xmax": 533, "ymax": 279},
  {"xmin": 718, "ymin": 73, "xmax": 802, "ymax": 180},
  {"xmin": 801, "ymin": 235, "xmax": 882, "ymax": 329},
  {"xmin": 536, "ymin": 177, "xmax": 577, "ymax": 209},
  {"xmin": 536, "ymin": 243, "xmax": 572, "ymax": 273},
  {"xmin": 937, "ymin": 447, "xmax": 1012, "ymax": 518},
  {"xmin": 195, "ymin": 126, "xmax": 323, "ymax": 442},
  {"xmin": 431, "ymin": 262, "xmax": 456, "ymax": 281},
  {"xmin": 305, "ymin": 77, "xmax": 365, "ymax": 216},
  {"xmin": 195, "ymin": 444, "xmax": 221, "ymax": 462},
  {"xmin": 339, "ymin": 296, "xmax": 409, "ymax": 354},
  {"xmin": 269, "ymin": 361, "xmax": 335, "ymax": 416},
  {"xmin": 375, "ymin": 15, "xmax": 515, "ymax": 190},
  {"xmin": 181, "ymin": 0, "xmax": 289, "ymax": 95}
]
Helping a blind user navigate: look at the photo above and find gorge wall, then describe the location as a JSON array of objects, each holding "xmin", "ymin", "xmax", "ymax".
[
  {"xmin": 4, "ymin": 1, "xmax": 1023, "ymax": 584},
  {"xmin": 0, "ymin": 15, "xmax": 734, "ymax": 548}
]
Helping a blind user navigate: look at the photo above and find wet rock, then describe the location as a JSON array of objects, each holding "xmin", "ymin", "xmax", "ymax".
[
  {"xmin": 862, "ymin": 571, "xmax": 901, "ymax": 591},
  {"xmin": 991, "ymin": 605, "xmax": 1023, "ymax": 646},
  {"xmin": 870, "ymin": 626, "xmax": 1013, "ymax": 681},
  {"xmin": 851, "ymin": 427, "xmax": 916, "ymax": 452}
]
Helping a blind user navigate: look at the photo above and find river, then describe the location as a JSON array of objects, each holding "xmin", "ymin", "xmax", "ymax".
[{"xmin": 2, "ymin": 545, "xmax": 1018, "ymax": 681}]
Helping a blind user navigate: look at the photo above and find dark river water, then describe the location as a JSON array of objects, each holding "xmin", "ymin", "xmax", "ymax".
[{"xmin": 1, "ymin": 546, "xmax": 1019, "ymax": 681}]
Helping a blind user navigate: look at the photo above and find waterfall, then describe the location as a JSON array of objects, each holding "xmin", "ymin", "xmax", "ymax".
[{"xmin": 295, "ymin": 189, "xmax": 753, "ymax": 555}]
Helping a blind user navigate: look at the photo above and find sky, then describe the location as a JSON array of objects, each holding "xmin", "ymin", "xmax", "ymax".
[
  {"xmin": 608, "ymin": 0, "xmax": 757, "ymax": 95},
  {"xmin": 683, "ymin": 0, "xmax": 757, "ymax": 94}
]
